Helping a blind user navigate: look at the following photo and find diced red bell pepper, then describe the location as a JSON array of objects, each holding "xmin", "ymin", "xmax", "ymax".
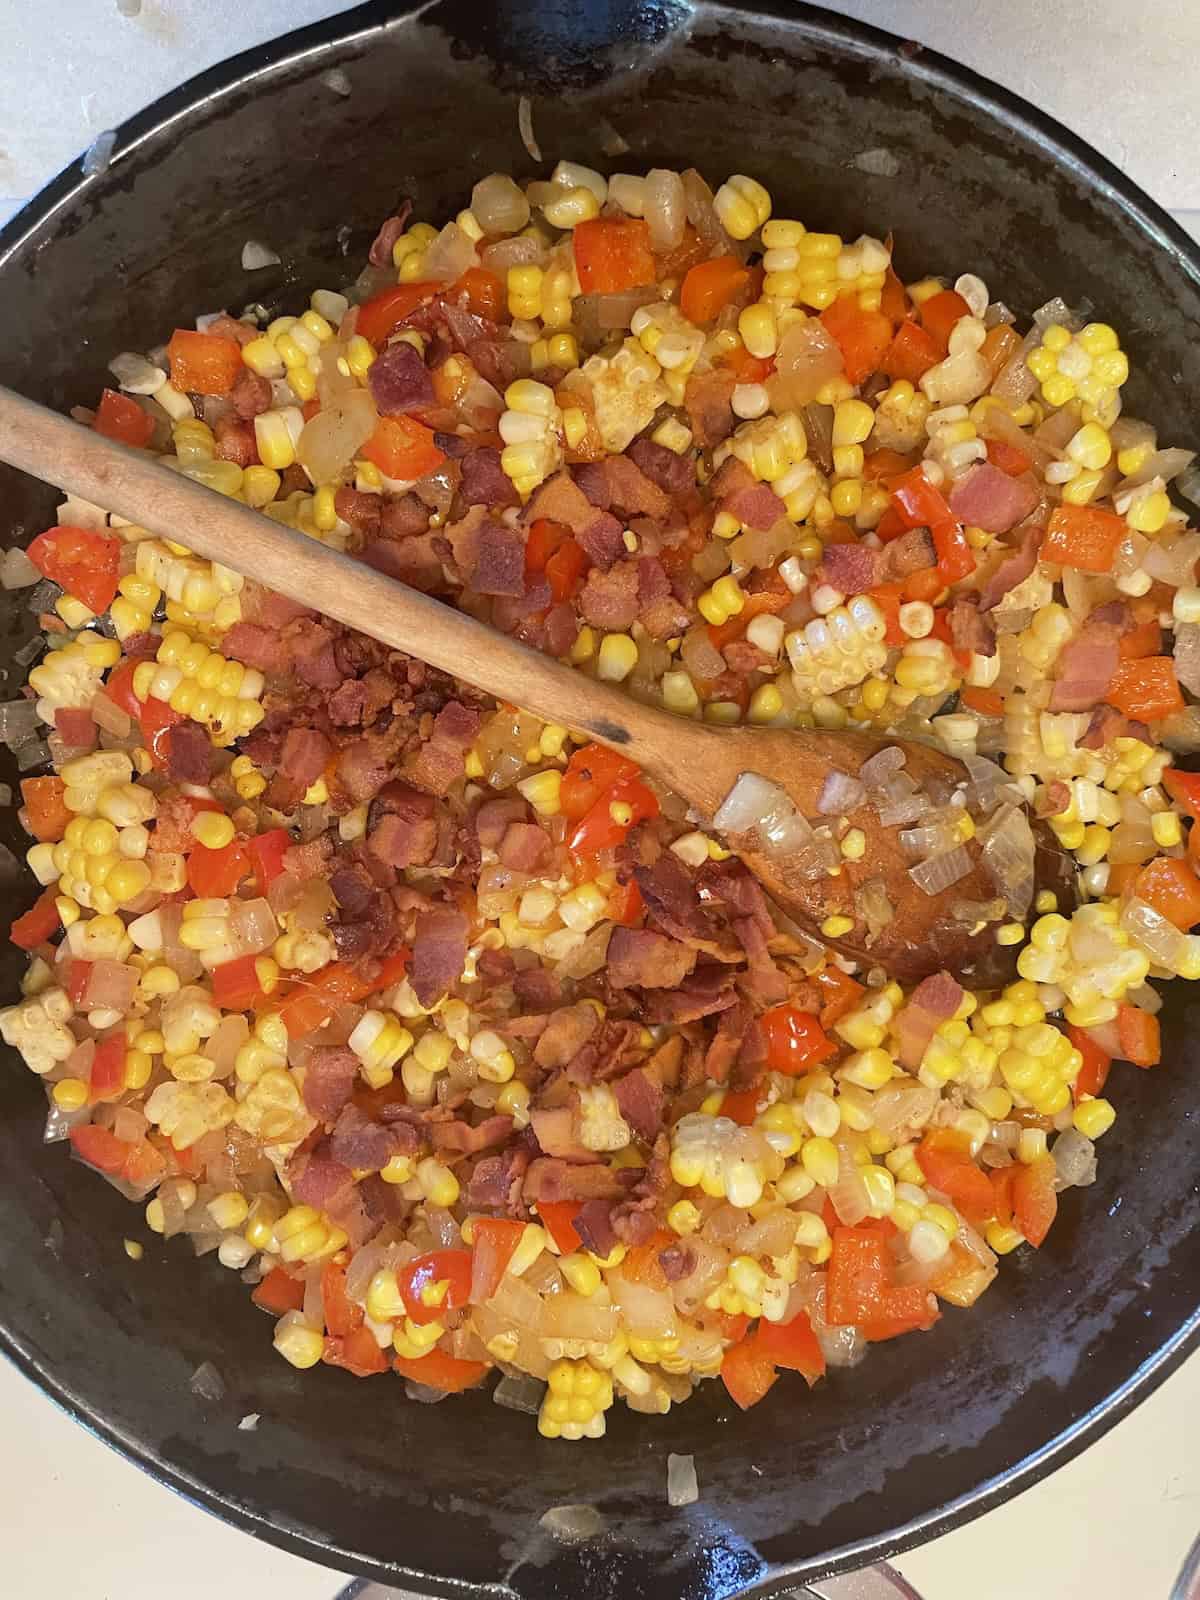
[
  {"xmin": 137, "ymin": 696, "xmax": 185, "ymax": 768},
  {"xmin": 1119, "ymin": 617, "xmax": 1163, "ymax": 660},
  {"xmin": 1117, "ymin": 1003, "xmax": 1161, "ymax": 1068},
  {"xmin": 248, "ymin": 827, "xmax": 290, "ymax": 891},
  {"xmin": 880, "ymin": 320, "xmax": 943, "ymax": 383},
  {"xmin": 187, "ymin": 837, "xmax": 250, "ymax": 898},
  {"xmin": 572, "ymin": 218, "xmax": 656, "ymax": 295},
  {"xmin": 720, "ymin": 1333, "xmax": 779, "ymax": 1410},
  {"xmin": 88, "ymin": 1035, "xmax": 127, "ymax": 1104},
  {"xmin": 880, "ymin": 267, "xmax": 909, "ymax": 324},
  {"xmin": 985, "ymin": 436, "xmax": 1033, "ymax": 477},
  {"xmin": 68, "ymin": 1123, "xmax": 131, "ymax": 1177},
  {"xmin": 324, "ymin": 1326, "xmax": 390, "ymax": 1376},
  {"xmin": 1163, "ymin": 768, "xmax": 1200, "ymax": 817},
  {"xmin": 1012, "ymin": 1154, "xmax": 1058, "ymax": 1247},
  {"xmin": 166, "ymin": 329, "xmax": 243, "ymax": 395},
  {"xmin": 605, "ymin": 878, "xmax": 644, "ymax": 927},
  {"xmin": 251, "ymin": 1266, "xmax": 306, "ymax": 1314},
  {"xmin": 321, "ymin": 1259, "xmax": 364, "ymax": 1338},
  {"xmin": 568, "ymin": 775, "xmax": 659, "ymax": 857},
  {"xmin": 619, "ymin": 1229, "xmax": 674, "ymax": 1289},
  {"xmin": 889, "ymin": 467, "xmax": 974, "ymax": 583},
  {"xmin": 27, "ymin": 524, "xmax": 121, "ymax": 614},
  {"xmin": 960, "ymin": 685, "xmax": 1006, "ymax": 718},
  {"xmin": 1133, "ymin": 855, "xmax": 1200, "ymax": 930},
  {"xmin": 1042, "ymin": 504, "xmax": 1126, "ymax": 573},
  {"xmin": 919, "ymin": 289, "xmax": 970, "ymax": 350},
  {"xmin": 827, "ymin": 1222, "xmax": 939, "ymax": 1338},
  {"xmin": 761, "ymin": 1312, "xmax": 825, "ymax": 1388},
  {"xmin": 812, "ymin": 965, "xmax": 865, "ymax": 1028},
  {"xmin": 361, "ymin": 415, "xmax": 446, "ymax": 481},
  {"xmin": 469, "ymin": 1219, "xmax": 526, "ymax": 1304},
  {"xmin": 278, "ymin": 947, "xmax": 410, "ymax": 1037},
  {"xmin": 20, "ymin": 776, "xmax": 71, "ymax": 843},
  {"xmin": 1106, "ymin": 657, "xmax": 1184, "ymax": 722},
  {"xmin": 356, "ymin": 282, "xmax": 440, "ymax": 346},
  {"xmin": 1068, "ymin": 1024, "xmax": 1112, "ymax": 1100},
  {"xmin": 396, "ymin": 1248, "xmax": 474, "ymax": 1325},
  {"xmin": 94, "ymin": 388, "xmax": 155, "ymax": 448},
  {"xmin": 761, "ymin": 1003, "xmax": 837, "ymax": 1076},
  {"xmin": 65, "ymin": 959, "xmax": 93, "ymax": 1007},
  {"xmin": 393, "ymin": 1349, "xmax": 490, "ymax": 1392},
  {"xmin": 559, "ymin": 743, "xmax": 641, "ymax": 821},
  {"xmin": 719, "ymin": 343, "xmax": 774, "ymax": 383},
  {"xmin": 212, "ymin": 952, "xmax": 269, "ymax": 1012},
  {"xmin": 915, "ymin": 1129, "xmax": 995, "ymax": 1225},
  {"xmin": 544, "ymin": 537, "xmax": 589, "ymax": 603},
  {"xmin": 990, "ymin": 1165, "xmax": 1017, "ymax": 1230},
  {"xmin": 448, "ymin": 267, "xmax": 505, "ymax": 322},
  {"xmin": 104, "ymin": 657, "xmax": 145, "ymax": 718},
  {"xmin": 719, "ymin": 1087, "xmax": 763, "ymax": 1126},
  {"xmin": 680, "ymin": 255, "xmax": 752, "ymax": 324},
  {"xmin": 821, "ymin": 295, "xmax": 895, "ymax": 385},
  {"xmin": 11, "ymin": 888, "xmax": 61, "ymax": 950},
  {"xmin": 980, "ymin": 323, "xmax": 1023, "ymax": 379},
  {"xmin": 525, "ymin": 517, "xmax": 567, "ymax": 576},
  {"xmin": 536, "ymin": 1200, "xmax": 583, "ymax": 1254},
  {"xmin": 706, "ymin": 588, "xmax": 792, "ymax": 652}
]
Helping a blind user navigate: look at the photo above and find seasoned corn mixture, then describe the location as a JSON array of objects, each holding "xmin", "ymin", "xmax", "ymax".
[{"xmin": 5, "ymin": 160, "xmax": 1199, "ymax": 1431}]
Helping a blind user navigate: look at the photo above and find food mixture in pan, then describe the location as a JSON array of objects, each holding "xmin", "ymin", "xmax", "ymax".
[{"xmin": 5, "ymin": 161, "xmax": 1199, "ymax": 1439}]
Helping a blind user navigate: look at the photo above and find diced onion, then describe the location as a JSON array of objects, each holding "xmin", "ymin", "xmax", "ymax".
[
  {"xmin": 539, "ymin": 1505, "xmax": 605, "ymax": 1543},
  {"xmin": 241, "ymin": 240, "xmax": 280, "ymax": 271},
  {"xmin": 296, "ymin": 387, "xmax": 377, "ymax": 484},
  {"xmin": 422, "ymin": 221, "xmax": 479, "ymax": 285},
  {"xmin": 405, "ymin": 1380, "xmax": 449, "ymax": 1404},
  {"xmin": 644, "ymin": 169, "xmax": 686, "ymax": 253},
  {"xmin": 667, "ymin": 1453, "xmax": 699, "ymax": 1507},
  {"xmin": 1174, "ymin": 623, "xmax": 1200, "ymax": 696},
  {"xmin": 817, "ymin": 771, "xmax": 866, "ymax": 815},
  {"xmin": 231, "ymin": 897, "xmax": 279, "ymax": 955},
  {"xmin": 828, "ymin": 1147, "xmax": 871, "ymax": 1226},
  {"xmin": 860, "ymin": 877, "xmax": 895, "ymax": 942},
  {"xmin": 517, "ymin": 96, "xmax": 541, "ymax": 161},
  {"xmin": 979, "ymin": 803, "xmax": 1036, "ymax": 919},
  {"xmin": 471, "ymin": 173, "xmax": 531, "ymax": 237},
  {"xmin": 860, "ymin": 746, "xmax": 907, "ymax": 789},
  {"xmin": 767, "ymin": 321, "xmax": 844, "ymax": 411},
  {"xmin": 1, "ymin": 547, "xmax": 42, "ymax": 589},
  {"xmin": 189, "ymin": 1361, "xmax": 226, "ymax": 1401},
  {"xmin": 1052, "ymin": 1129, "xmax": 1097, "ymax": 1191},
  {"xmin": 909, "ymin": 844, "xmax": 973, "ymax": 896},
  {"xmin": 238, "ymin": 1413, "xmax": 260, "ymax": 1431},
  {"xmin": 1121, "ymin": 896, "xmax": 1186, "ymax": 970}
]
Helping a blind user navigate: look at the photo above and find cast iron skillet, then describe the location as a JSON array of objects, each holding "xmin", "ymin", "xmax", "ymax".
[{"xmin": 1, "ymin": 2, "xmax": 1199, "ymax": 1595}]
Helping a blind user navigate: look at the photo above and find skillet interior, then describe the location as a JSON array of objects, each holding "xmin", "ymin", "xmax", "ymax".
[{"xmin": 1, "ymin": 2, "xmax": 1199, "ymax": 1594}]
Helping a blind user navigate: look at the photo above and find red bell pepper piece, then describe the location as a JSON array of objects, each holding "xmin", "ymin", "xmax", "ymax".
[
  {"xmin": 544, "ymin": 537, "xmax": 589, "ymax": 603},
  {"xmin": 1068, "ymin": 1025, "xmax": 1112, "ymax": 1100},
  {"xmin": 68, "ymin": 1123, "xmax": 132, "ymax": 1177},
  {"xmin": 321, "ymin": 1259, "xmax": 364, "ymax": 1338},
  {"xmin": 535, "ymin": 1200, "xmax": 583, "ymax": 1254},
  {"xmin": 469, "ymin": 1219, "xmax": 526, "ymax": 1304},
  {"xmin": 212, "ymin": 953, "xmax": 269, "ymax": 1012},
  {"xmin": 1042, "ymin": 504, "xmax": 1126, "ymax": 573},
  {"xmin": 880, "ymin": 320, "xmax": 943, "ymax": 383},
  {"xmin": 568, "ymin": 775, "xmax": 659, "ymax": 857},
  {"xmin": 396, "ymin": 1248, "xmax": 474, "ymax": 1325},
  {"xmin": 985, "ymin": 436, "xmax": 1033, "ymax": 477},
  {"xmin": 324, "ymin": 1326, "xmax": 390, "ymax": 1376},
  {"xmin": 356, "ymin": 282, "xmax": 440, "ymax": 346},
  {"xmin": 27, "ymin": 525, "xmax": 121, "ymax": 614},
  {"xmin": 1106, "ymin": 657, "xmax": 1184, "ymax": 722},
  {"xmin": 137, "ymin": 696, "xmax": 185, "ymax": 768},
  {"xmin": 572, "ymin": 218, "xmax": 656, "ymax": 295},
  {"xmin": 448, "ymin": 267, "xmax": 505, "ymax": 321},
  {"xmin": 755, "ymin": 1310, "xmax": 826, "ymax": 1384},
  {"xmin": 103, "ymin": 657, "xmax": 146, "ymax": 718},
  {"xmin": 889, "ymin": 467, "xmax": 974, "ymax": 583},
  {"xmin": 88, "ymin": 1035, "xmax": 127, "ymax": 1104},
  {"xmin": 393, "ymin": 1349, "xmax": 490, "ymax": 1393},
  {"xmin": 20, "ymin": 776, "xmax": 71, "ymax": 843},
  {"xmin": 1133, "ymin": 855, "xmax": 1200, "ymax": 930},
  {"xmin": 821, "ymin": 295, "xmax": 895, "ymax": 385},
  {"xmin": 361, "ymin": 415, "xmax": 446, "ymax": 480},
  {"xmin": 604, "ymin": 877, "xmax": 643, "ymax": 927},
  {"xmin": 760, "ymin": 1003, "xmax": 837, "ymax": 1075},
  {"xmin": 919, "ymin": 289, "xmax": 970, "ymax": 350},
  {"xmin": 1163, "ymin": 768, "xmax": 1200, "ymax": 817},
  {"xmin": 1012, "ymin": 1154, "xmax": 1058, "ymax": 1247},
  {"xmin": 186, "ymin": 837, "xmax": 251, "ymax": 898},
  {"xmin": 559, "ymin": 743, "xmax": 641, "ymax": 821},
  {"xmin": 720, "ymin": 1333, "xmax": 780, "ymax": 1410},
  {"xmin": 827, "ymin": 1223, "xmax": 940, "ymax": 1338},
  {"xmin": 93, "ymin": 388, "xmax": 156, "ymax": 448},
  {"xmin": 1117, "ymin": 1003, "xmax": 1161, "ymax": 1068},
  {"xmin": 167, "ymin": 329, "xmax": 244, "ymax": 395},
  {"xmin": 813, "ymin": 965, "xmax": 865, "ymax": 1028},
  {"xmin": 278, "ymin": 947, "xmax": 410, "ymax": 1037},
  {"xmin": 251, "ymin": 1266, "xmax": 306, "ymax": 1314},
  {"xmin": 915, "ymin": 1129, "xmax": 995, "ymax": 1225},
  {"xmin": 65, "ymin": 959, "xmax": 93, "ymax": 1007},
  {"xmin": 10, "ymin": 888, "xmax": 61, "ymax": 949},
  {"xmin": 719, "ymin": 1087, "xmax": 763, "ymax": 1126},
  {"xmin": 248, "ymin": 828, "xmax": 290, "ymax": 890},
  {"xmin": 680, "ymin": 255, "xmax": 751, "ymax": 324}
]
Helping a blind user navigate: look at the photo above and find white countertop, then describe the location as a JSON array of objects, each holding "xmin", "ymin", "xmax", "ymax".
[{"xmin": 3, "ymin": 4, "xmax": 1199, "ymax": 1597}]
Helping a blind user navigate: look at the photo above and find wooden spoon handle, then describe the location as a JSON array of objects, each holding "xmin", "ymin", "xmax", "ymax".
[{"xmin": 0, "ymin": 385, "xmax": 709, "ymax": 782}]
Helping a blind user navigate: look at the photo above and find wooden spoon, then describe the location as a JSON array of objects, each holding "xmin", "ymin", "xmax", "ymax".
[{"xmin": 0, "ymin": 386, "xmax": 1069, "ymax": 984}]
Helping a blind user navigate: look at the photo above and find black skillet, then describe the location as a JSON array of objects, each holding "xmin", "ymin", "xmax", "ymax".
[{"xmin": 1, "ymin": 3, "xmax": 1199, "ymax": 1596}]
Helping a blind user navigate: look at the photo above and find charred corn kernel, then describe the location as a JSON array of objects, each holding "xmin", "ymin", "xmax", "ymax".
[
  {"xmin": 597, "ymin": 633, "xmax": 638, "ymax": 682},
  {"xmin": 714, "ymin": 175, "xmax": 771, "ymax": 240},
  {"xmin": 416, "ymin": 1156, "xmax": 459, "ymax": 1207},
  {"xmin": 1073, "ymin": 1097, "xmax": 1116, "ymax": 1138},
  {"xmin": 273, "ymin": 1313, "xmax": 324, "ymax": 1370}
]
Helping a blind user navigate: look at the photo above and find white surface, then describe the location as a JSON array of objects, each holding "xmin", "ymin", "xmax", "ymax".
[{"xmin": 2, "ymin": 4, "xmax": 1198, "ymax": 1598}]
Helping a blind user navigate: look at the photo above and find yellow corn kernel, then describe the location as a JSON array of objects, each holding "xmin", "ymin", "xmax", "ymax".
[
  {"xmin": 273, "ymin": 1314, "xmax": 325, "ymax": 1370},
  {"xmin": 597, "ymin": 633, "xmax": 639, "ymax": 682},
  {"xmin": 191, "ymin": 811, "xmax": 236, "ymax": 850},
  {"xmin": 1073, "ymin": 1097, "xmax": 1116, "ymax": 1138},
  {"xmin": 416, "ymin": 1156, "xmax": 459, "ymax": 1207},
  {"xmin": 714, "ymin": 175, "xmax": 771, "ymax": 240}
]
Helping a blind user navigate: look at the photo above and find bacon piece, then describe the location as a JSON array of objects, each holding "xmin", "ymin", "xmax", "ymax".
[
  {"xmin": 460, "ymin": 446, "xmax": 520, "ymax": 508},
  {"xmin": 611, "ymin": 1067, "xmax": 664, "ymax": 1141},
  {"xmin": 368, "ymin": 781, "xmax": 438, "ymax": 869},
  {"xmin": 410, "ymin": 907, "xmax": 469, "ymax": 1006},
  {"xmin": 230, "ymin": 367, "xmax": 272, "ymax": 419},
  {"xmin": 403, "ymin": 701, "xmax": 481, "ymax": 797},
  {"xmin": 522, "ymin": 1157, "xmax": 625, "ymax": 1203},
  {"xmin": 949, "ymin": 462, "xmax": 1040, "ymax": 535},
  {"xmin": 607, "ymin": 927, "xmax": 697, "ymax": 989},
  {"xmin": 429, "ymin": 1114, "xmax": 514, "ymax": 1154},
  {"xmin": 534, "ymin": 1003, "xmax": 599, "ymax": 1070},
  {"xmin": 302, "ymin": 1046, "xmax": 359, "ymax": 1124},
  {"xmin": 579, "ymin": 560, "xmax": 639, "ymax": 630},
  {"xmin": 164, "ymin": 720, "xmax": 212, "ymax": 784},
  {"xmin": 368, "ymin": 340, "xmax": 435, "ymax": 414}
]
